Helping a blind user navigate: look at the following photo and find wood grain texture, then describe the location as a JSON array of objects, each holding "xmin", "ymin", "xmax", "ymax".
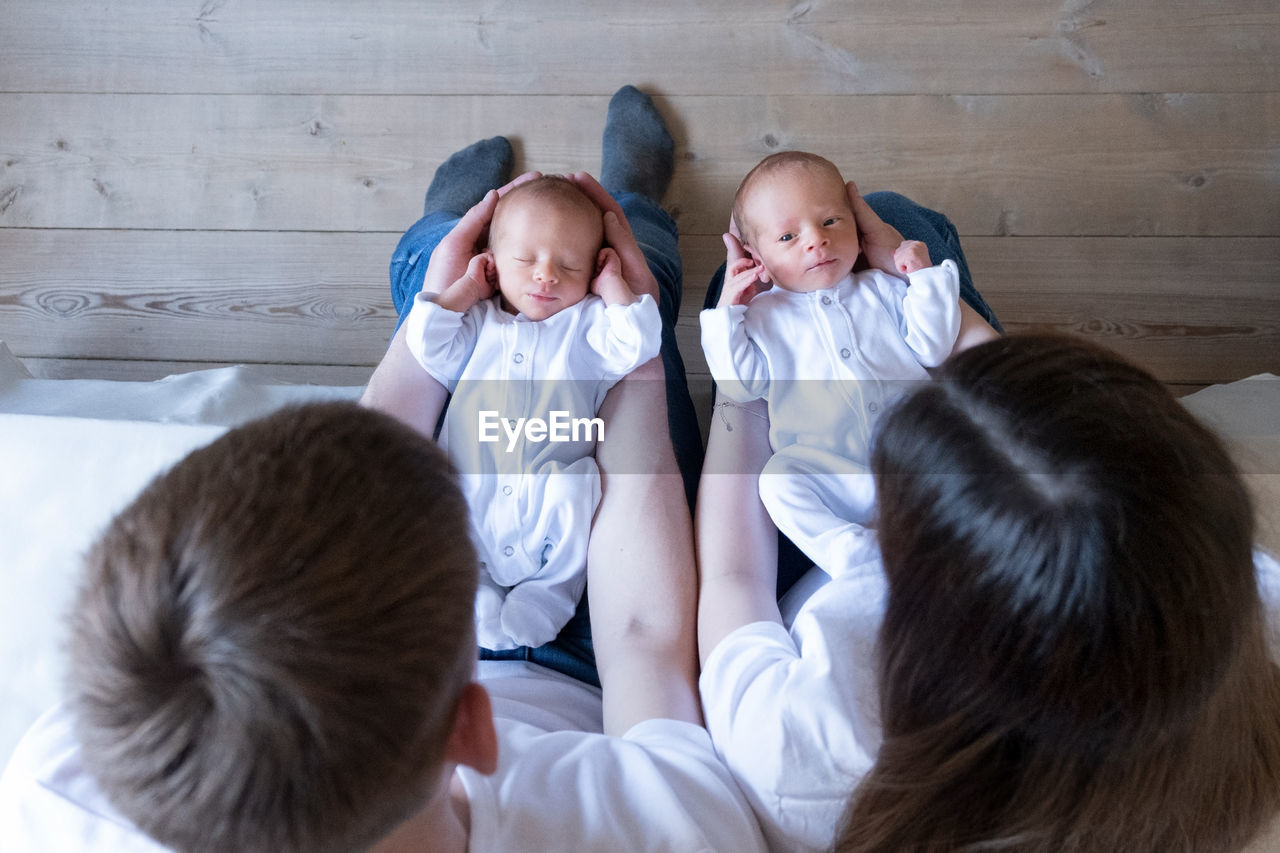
[
  {"xmin": 3, "ymin": 230, "xmax": 1274, "ymax": 385},
  {"xmin": 676, "ymin": 92, "xmax": 1280, "ymax": 238},
  {"xmin": 21, "ymin": 358, "xmax": 373, "ymax": 385},
  {"xmin": 0, "ymin": 0, "xmax": 1276, "ymax": 388},
  {"xmin": 2, "ymin": 93, "xmax": 1275, "ymax": 236},
  {"xmin": 0, "ymin": 229, "xmax": 395, "ymax": 364},
  {"xmin": 2, "ymin": 1, "xmax": 1276, "ymax": 96}
]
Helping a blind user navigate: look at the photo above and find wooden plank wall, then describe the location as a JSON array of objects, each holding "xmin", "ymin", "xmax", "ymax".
[{"xmin": 1, "ymin": 0, "xmax": 1277, "ymax": 396}]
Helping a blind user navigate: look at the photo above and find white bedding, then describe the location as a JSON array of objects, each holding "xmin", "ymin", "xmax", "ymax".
[
  {"xmin": 0, "ymin": 343, "xmax": 362, "ymax": 765},
  {"xmin": 0, "ymin": 339, "xmax": 1275, "ymax": 767}
]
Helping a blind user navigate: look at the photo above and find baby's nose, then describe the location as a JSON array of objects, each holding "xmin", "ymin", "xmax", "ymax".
[{"xmin": 533, "ymin": 262, "xmax": 558, "ymax": 284}]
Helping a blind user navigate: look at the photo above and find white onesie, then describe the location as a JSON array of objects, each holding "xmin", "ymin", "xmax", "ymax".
[
  {"xmin": 700, "ymin": 262, "xmax": 960, "ymax": 576},
  {"xmin": 407, "ymin": 292, "xmax": 661, "ymax": 649}
]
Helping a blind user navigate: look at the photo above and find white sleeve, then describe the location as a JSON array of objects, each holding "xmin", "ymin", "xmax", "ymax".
[
  {"xmin": 0, "ymin": 707, "xmax": 170, "ymax": 852},
  {"xmin": 698, "ymin": 570, "xmax": 887, "ymax": 853},
  {"xmin": 876, "ymin": 260, "xmax": 961, "ymax": 367},
  {"xmin": 699, "ymin": 305, "xmax": 770, "ymax": 402},
  {"xmin": 402, "ymin": 293, "xmax": 482, "ymax": 391},
  {"xmin": 582, "ymin": 293, "xmax": 663, "ymax": 382},
  {"xmin": 460, "ymin": 718, "xmax": 767, "ymax": 853}
]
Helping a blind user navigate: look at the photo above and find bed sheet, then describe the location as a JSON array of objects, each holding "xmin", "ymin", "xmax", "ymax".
[{"xmin": 0, "ymin": 343, "xmax": 362, "ymax": 765}]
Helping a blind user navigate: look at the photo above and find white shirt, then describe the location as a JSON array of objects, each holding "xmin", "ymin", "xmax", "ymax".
[
  {"xmin": 699, "ymin": 550, "xmax": 1280, "ymax": 853},
  {"xmin": 699, "ymin": 262, "xmax": 959, "ymax": 459},
  {"xmin": 464, "ymin": 663, "xmax": 766, "ymax": 852},
  {"xmin": 699, "ymin": 562, "xmax": 885, "ymax": 853},
  {"xmin": 0, "ymin": 660, "xmax": 767, "ymax": 853},
  {"xmin": 0, "ymin": 708, "xmax": 168, "ymax": 852}
]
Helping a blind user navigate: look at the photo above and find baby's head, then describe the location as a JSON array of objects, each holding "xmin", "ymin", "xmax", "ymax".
[
  {"xmin": 732, "ymin": 151, "xmax": 861, "ymax": 292},
  {"xmin": 489, "ymin": 176, "xmax": 605, "ymax": 320}
]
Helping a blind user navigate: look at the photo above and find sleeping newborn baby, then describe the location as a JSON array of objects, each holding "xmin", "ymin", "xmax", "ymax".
[{"xmin": 405, "ymin": 175, "xmax": 661, "ymax": 649}]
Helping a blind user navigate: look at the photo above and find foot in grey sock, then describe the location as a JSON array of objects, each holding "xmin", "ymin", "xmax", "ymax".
[
  {"xmin": 423, "ymin": 136, "xmax": 514, "ymax": 217},
  {"xmin": 600, "ymin": 86, "xmax": 674, "ymax": 202}
]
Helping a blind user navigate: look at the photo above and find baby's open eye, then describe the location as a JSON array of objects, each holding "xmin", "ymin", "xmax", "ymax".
[
  {"xmin": 824, "ymin": 217, "xmax": 839, "ymax": 226},
  {"xmin": 778, "ymin": 233, "xmax": 794, "ymax": 243}
]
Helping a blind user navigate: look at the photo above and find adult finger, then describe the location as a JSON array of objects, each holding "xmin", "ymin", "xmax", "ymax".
[
  {"xmin": 568, "ymin": 171, "xmax": 658, "ymax": 298},
  {"xmin": 568, "ymin": 171, "xmax": 627, "ymax": 225},
  {"xmin": 569, "ymin": 172, "xmax": 642, "ymax": 258},
  {"xmin": 498, "ymin": 170, "xmax": 542, "ymax": 196},
  {"xmin": 436, "ymin": 171, "xmax": 540, "ymax": 259},
  {"xmin": 603, "ymin": 210, "xmax": 659, "ymax": 299},
  {"xmin": 438, "ymin": 189, "xmax": 498, "ymax": 252},
  {"xmin": 723, "ymin": 231, "xmax": 747, "ymax": 260},
  {"xmin": 847, "ymin": 180, "xmax": 903, "ymax": 242},
  {"xmin": 423, "ymin": 190, "xmax": 500, "ymax": 295}
]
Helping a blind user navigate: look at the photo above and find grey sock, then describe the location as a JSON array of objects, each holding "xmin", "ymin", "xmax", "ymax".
[
  {"xmin": 423, "ymin": 136, "xmax": 514, "ymax": 217},
  {"xmin": 600, "ymin": 86, "xmax": 674, "ymax": 202}
]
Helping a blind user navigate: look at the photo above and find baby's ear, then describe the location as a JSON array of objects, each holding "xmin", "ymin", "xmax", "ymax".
[
  {"xmin": 743, "ymin": 244, "xmax": 772, "ymax": 283},
  {"xmin": 480, "ymin": 251, "xmax": 498, "ymax": 284}
]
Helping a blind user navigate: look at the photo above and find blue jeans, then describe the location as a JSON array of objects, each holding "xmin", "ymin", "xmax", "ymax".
[
  {"xmin": 701, "ymin": 191, "xmax": 1003, "ymax": 596},
  {"xmin": 389, "ymin": 192, "xmax": 702, "ymax": 687}
]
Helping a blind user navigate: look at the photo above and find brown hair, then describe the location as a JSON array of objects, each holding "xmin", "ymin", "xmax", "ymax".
[
  {"xmin": 66, "ymin": 402, "xmax": 479, "ymax": 853},
  {"xmin": 837, "ymin": 334, "xmax": 1280, "ymax": 852},
  {"xmin": 731, "ymin": 150, "xmax": 847, "ymax": 247},
  {"xmin": 490, "ymin": 174, "xmax": 604, "ymax": 251}
]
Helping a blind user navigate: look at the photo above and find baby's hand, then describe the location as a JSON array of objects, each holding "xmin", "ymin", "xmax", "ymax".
[
  {"xmin": 592, "ymin": 247, "xmax": 637, "ymax": 306},
  {"xmin": 717, "ymin": 232, "xmax": 768, "ymax": 309},
  {"xmin": 893, "ymin": 240, "xmax": 931, "ymax": 275},
  {"xmin": 719, "ymin": 257, "xmax": 767, "ymax": 309},
  {"xmin": 437, "ymin": 252, "xmax": 497, "ymax": 313}
]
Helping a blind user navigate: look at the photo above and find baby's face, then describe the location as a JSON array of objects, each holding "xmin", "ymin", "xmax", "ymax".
[
  {"xmin": 490, "ymin": 195, "xmax": 601, "ymax": 321},
  {"xmin": 741, "ymin": 165, "xmax": 861, "ymax": 292}
]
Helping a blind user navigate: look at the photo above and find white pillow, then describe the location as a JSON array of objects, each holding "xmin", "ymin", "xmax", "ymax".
[
  {"xmin": 0, "ymin": 342, "xmax": 363, "ymax": 766},
  {"xmin": 1181, "ymin": 374, "xmax": 1280, "ymax": 558}
]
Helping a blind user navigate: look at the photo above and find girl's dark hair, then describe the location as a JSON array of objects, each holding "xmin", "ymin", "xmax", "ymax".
[{"xmin": 837, "ymin": 334, "xmax": 1280, "ymax": 852}]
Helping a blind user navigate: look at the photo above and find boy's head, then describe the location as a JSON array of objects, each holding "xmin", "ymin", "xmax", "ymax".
[
  {"xmin": 489, "ymin": 175, "xmax": 605, "ymax": 320},
  {"xmin": 732, "ymin": 151, "xmax": 861, "ymax": 292},
  {"xmin": 67, "ymin": 402, "xmax": 482, "ymax": 853}
]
